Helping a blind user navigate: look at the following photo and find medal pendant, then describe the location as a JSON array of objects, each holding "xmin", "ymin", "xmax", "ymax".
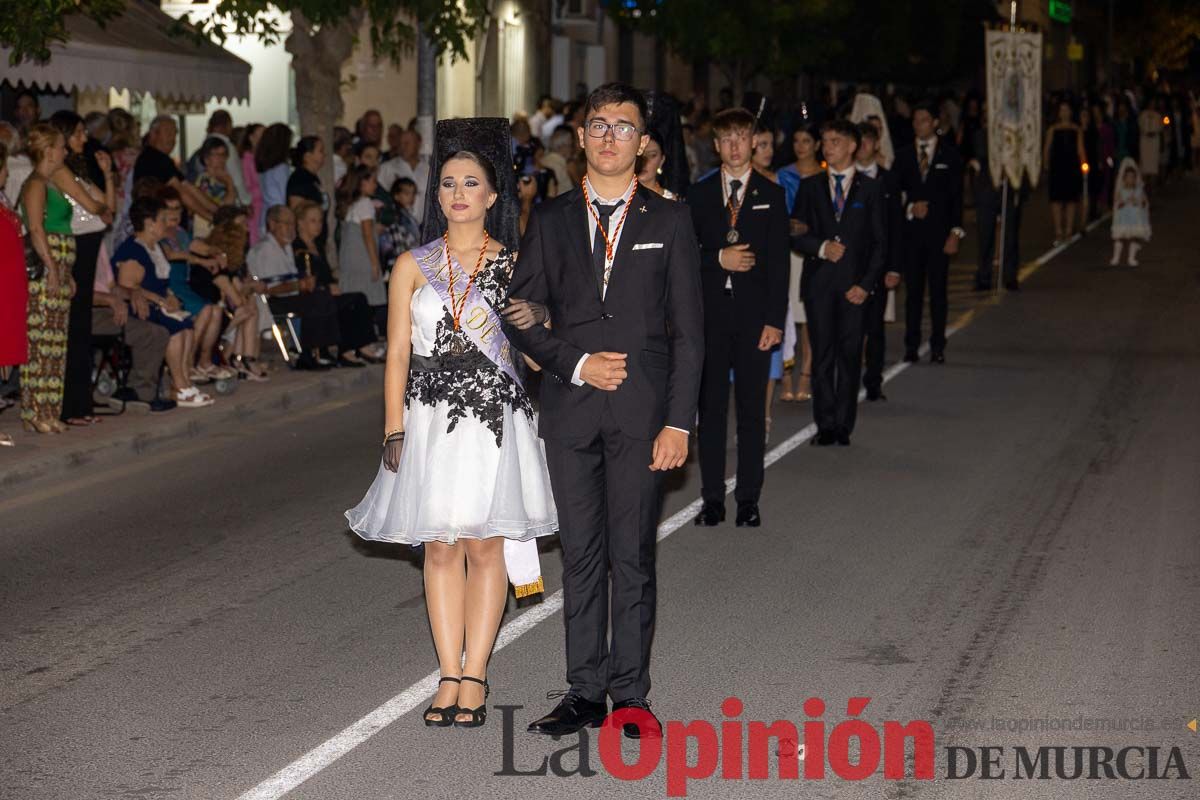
[
  {"xmin": 726, "ymin": 228, "xmax": 740, "ymax": 244},
  {"xmin": 450, "ymin": 338, "xmax": 465, "ymax": 356}
]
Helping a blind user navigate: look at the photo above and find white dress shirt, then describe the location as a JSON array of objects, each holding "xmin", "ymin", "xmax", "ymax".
[
  {"xmin": 717, "ymin": 166, "xmax": 752, "ymax": 289},
  {"xmin": 247, "ymin": 235, "xmax": 298, "ymax": 295},
  {"xmin": 816, "ymin": 164, "xmax": 856, "ymax": 260},
  {"xmin": 569, "ymin": 176, "xmax": 688, "ymax": 436},
  {"xmin": 4, "ymin": 154, "xmax": 32, "ymax": 206},
  {"xmin": 906, "ymin": 137, "xmax": 964, "ymax": 237},
  {"xmin": 571, "ymin": 176, "xmax": 638, "ymax": 385},
  {"xmin": 377, "ymin": 156, "xmax": 430, "ymax": 224},
  {"xmin": 915, "ymin": 136, "xmax": 938, "ymax": 168}
]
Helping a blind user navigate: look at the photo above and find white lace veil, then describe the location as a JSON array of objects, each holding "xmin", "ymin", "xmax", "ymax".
[{"xmin": 848, "ymin": 93, "xmax": 895, "ymax": 169}]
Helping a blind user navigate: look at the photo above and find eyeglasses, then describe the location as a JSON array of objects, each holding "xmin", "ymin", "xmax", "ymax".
[{"xmin": 585, "ymin": 120, "xmax": 641, "ymax": 141}]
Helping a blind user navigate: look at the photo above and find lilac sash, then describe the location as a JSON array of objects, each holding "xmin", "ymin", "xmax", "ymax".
[{"xmin": 411, "ymin": 239, "xmax": 522, "ymax": 386}]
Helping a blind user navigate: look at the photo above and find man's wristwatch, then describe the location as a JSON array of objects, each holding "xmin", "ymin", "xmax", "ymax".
[{"xmin": 951, "ymin": 227, "xmax": 966, "ymax": 240}]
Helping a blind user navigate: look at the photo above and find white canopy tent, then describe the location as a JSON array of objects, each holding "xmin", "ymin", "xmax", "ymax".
[{"xmin": 1, "ymin": 0, "xmax": 250, "ymax": 104}]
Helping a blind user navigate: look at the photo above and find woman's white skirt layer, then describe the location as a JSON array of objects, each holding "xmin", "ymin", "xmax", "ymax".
[{"xmin": 345, "ymin": 397, "xmax": 558, "ymax": 546}]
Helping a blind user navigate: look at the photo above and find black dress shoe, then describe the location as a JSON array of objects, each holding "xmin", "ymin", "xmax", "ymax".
[
  {"xmin": 810, "ymin": 430, "xmax": 837, "ymax": 446},
  {"xmin": 527, "ymin": 692, "xmax": 608, "ymax": 736},
  {"xmin": 836, "ymin": 429, "xmax": 851, "ymax": 446},
  {"xmin": 735, "ymin": 504, "xmax": 761, "ymax": 527},
  {"xmin": 903, "ymin": 350, "xmax": 919, "ymax": 363},
  {"xmin": 693, "ymin": 502, "xmax": 725, "ymax": 526},
  {"xmin": 930, "ymin": 351, "xmax": 945, "ymax": 364},
  {"xmin": 974, "ymin": 279, "xmax": 991, "ymax": 292},
  {"xmin": 295, "ymin": 353, "xmax": 332, "ymax": 371},
  {"xmin": 866, "ymin": 388, "xmax": 886, "ymax": 401},
  {"xmin": 1004, "ymin": 280, "xmax": 1020, "ymax": 291},
  {"xmin": 610, "ymin": 698, "xmax": 662, "ymax": 739}
]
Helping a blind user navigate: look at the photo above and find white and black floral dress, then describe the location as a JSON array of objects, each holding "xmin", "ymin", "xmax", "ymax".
[{"xmin": 346, "ymin": 248, "xmax": 558, "ymax": 545}]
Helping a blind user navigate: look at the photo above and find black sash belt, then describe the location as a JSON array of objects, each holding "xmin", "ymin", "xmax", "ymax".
[{"xmin": 410, "ymin": 350, "xmax": 493, "ymax": 373}]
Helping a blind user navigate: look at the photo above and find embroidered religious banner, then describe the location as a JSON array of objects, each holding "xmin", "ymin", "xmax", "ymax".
[
  {"xmin": 986, "ymin": 28, "xmax": 1043, "ymax": 189},
  {"xmin": 411, "ymin": 238, "xmax": 523, "ymax": 388}
]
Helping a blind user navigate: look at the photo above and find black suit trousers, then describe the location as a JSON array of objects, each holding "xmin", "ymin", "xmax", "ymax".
[
  {"xmin": 903, "ymin": 237, "xmax": 950, "ymax": 353},
  {"xmin": 804, "ymin": 270, "xmax": 866, "ymax": 434},
  {"xmin": 543, "ymin": 406, "xmax": 664, "ymax": 703},
  {"xmin": 974, "ymin": 192, "xmax": 1023, "ymax": 286},
  {"xmin": 698, "ymin": 294, "xmax": 771, "ymax": 506},
  {"xmin": 862, "ymin": 288, "xmax": 888, "ymax": 394}
]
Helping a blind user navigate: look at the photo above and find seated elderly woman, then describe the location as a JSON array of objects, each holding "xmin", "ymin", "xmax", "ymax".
[{"xmin": 113, "ymin": 196, "xmax": 215, "ymax": 408}]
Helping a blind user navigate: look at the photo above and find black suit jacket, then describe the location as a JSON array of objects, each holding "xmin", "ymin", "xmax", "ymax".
[
  {"xmin": 871, "ymin": 165, "xmax": 905, "ymax": 285},
  {"xmin": 893, "ymin": 137, "xmax": 964, "ymax": 243},
  {"xmin": 791, "ymin": 170, "xmax": 886, "ymax": 298},
  {"xmin": 689, "ymin": 170, "xmax": 789, "ymax": 331},
  {"xmin": 504, "ymin": 184, "xmax": 704, "ymax": 441}
]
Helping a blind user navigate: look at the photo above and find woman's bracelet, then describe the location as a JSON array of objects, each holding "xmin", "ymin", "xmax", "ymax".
[{"xmin": 383, "ymin": 429, "xmax": 405, "ymax": 446}]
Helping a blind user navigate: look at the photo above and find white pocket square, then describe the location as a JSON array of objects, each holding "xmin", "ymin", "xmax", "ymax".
[
  {"xmin": 934, "ymin": 163, "xmax": 949, "ymax": 169},
  {"xmin": 751, "ymin": 204, "xmax": 771, "ymax": 210},
  {"xmin": 632, "ymin": 242, "xmax": 664, "ymax": 250}
]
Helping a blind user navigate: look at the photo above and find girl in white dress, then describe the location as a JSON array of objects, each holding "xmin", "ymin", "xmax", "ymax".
[
  {"xmin": 1110, "ymin": 158, "xmax": 1151, "ymax": 267},
  {"xmin": 346, "ymin": 127, "xmax": 557, "ymax": 729}
]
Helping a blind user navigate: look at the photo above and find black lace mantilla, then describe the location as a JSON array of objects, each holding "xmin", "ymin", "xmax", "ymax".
[{"xmin": 405, "ymin": 249, "xmax": 532, "ymax": 446}]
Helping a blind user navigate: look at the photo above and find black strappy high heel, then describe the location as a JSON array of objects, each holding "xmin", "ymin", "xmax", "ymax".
[
  {"xmin": 454, "ymin": 676, "xmax": 490, "ymax": 728},
  {"xmin": 423, "ymin": 677, "xmax": 460, "ymax": 727}
]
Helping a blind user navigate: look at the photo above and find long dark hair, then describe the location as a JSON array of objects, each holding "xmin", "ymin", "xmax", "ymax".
[
  {"xmin": 255, "ymin": 123, "xmax": 292, "ymax": 173},
  {"xmin": 291, "ymin": 135, "xmax": 321, "ymax": 170},
  {"xmin": 48, "ymin": 110, "xmax": 88, "ymax": 179},
  {"xmin": 237, "ymin": 123, "xmax": 263, "ymax": 157},
  {"xmin": 336, "ymin": 163, "xmax": 375, "ymax": 220}
]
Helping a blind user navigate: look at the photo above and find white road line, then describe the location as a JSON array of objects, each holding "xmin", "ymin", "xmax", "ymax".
[{"xmin": 235, "ymin": 234, "xmax": 1083, "ymax": 800}]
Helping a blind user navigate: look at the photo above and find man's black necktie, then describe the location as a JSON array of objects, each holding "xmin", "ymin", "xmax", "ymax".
[{"xmin": 591, "ymin": 200, "xmax": 622, "ymax": 295}]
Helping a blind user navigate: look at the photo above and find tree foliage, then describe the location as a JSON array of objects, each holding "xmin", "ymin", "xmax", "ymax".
[
  {"xmin": 609, "ymin": 0, "xmax": 999, "ymax": 89},
  {"xmin": 177, "ymin": 0, "xmax": 486, "ymax": 67},
  {"xmin": 2, "ymin": 0, "xmax": 125, "ymax": 65},
  {"xmin": 610, "ymin": 0, "xmax": 847, "ymax": 91},
  {"xmin": 2, "ymin": 0, "xmax": 486, "ymax": 69},
  {"xmin": 1112, "ymin": 0, "xmax": 1200, "ymax": 77}
]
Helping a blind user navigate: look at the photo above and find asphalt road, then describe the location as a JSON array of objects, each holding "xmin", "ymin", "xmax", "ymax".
[{"xmin": 2, "ymin": 181, "xmax": 1198, "ymax": 800}]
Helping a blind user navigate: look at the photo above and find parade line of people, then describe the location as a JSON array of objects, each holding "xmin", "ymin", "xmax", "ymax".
[
  {"xmin": 339, "ymin": 81, "xmax": 993, "ymax": 740},
  {"xmin": 1, "ymin": 78, "xmax": 1185, "ymax": 732}
]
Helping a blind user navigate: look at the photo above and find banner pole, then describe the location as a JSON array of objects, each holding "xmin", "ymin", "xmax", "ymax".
[{"xmin": 996, "ymin": 1, "xmax": 1019, "ymax": 295}]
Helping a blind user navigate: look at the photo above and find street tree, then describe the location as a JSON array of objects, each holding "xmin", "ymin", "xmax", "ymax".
[
  {"xmin": 610, "ymin": 0, "xmax": 847, "ymax": 103},
  {"xmin": 3, "ymin": 0, "xmax": 487, "ymax": 252}
]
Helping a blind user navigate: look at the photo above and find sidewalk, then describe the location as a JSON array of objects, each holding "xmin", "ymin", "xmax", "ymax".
[
  {"xmin": 0, "ymin": 180, "xmax": 1078, "ymax": 493},
  {"xmin": 0, "ymin": 363, "xmax": 383, "ymax": 491}
]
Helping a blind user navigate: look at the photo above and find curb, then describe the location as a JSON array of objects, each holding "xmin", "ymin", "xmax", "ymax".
[{"xmin": 0, "ymin": 365, "xmax": 383, "ymax": 492}]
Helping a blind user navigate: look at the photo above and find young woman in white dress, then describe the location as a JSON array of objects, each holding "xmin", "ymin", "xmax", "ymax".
[{"xmin": 346, "ymin": 146, "xmax": 557, "ymax": 729}]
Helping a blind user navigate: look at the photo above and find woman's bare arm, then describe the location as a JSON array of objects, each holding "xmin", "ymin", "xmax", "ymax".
[
  {"xmin": 51, "ymin": 166, "xmax": 107, "ymax": 215},
  {"xmin": 21, "ymin": 178, "xmax": 58, "ymax": 282},
  {"xmin": 383, "ymin": 252, "xmax": 419, "ymax": 436},
  {"xmin": 362, "ymin": 218, "xmax": 381, "ymax": 279}
]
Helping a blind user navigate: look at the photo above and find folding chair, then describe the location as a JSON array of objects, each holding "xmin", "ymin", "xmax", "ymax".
[{"xmin": 91, "ymin": 332, "xmax": 132, "ymax": 416}]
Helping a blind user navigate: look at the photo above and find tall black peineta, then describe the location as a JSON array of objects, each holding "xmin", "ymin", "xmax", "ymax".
[{"xmin": 420, "ymin": 117, "xmax": 521, "ymax": 251}]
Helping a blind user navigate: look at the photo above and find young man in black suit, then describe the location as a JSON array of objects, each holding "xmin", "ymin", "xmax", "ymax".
[
  {"xmin": 791, "ymin": 119, "xmax": 886, "ymax": 446},
  {"xmin": 855, "ymin": 122, "xmax": 904, "ymax": 401},
  {"xmin": 503, "ymin": 84, "xmax": 704, "ymax": 740},
  {"xmin": 893, "ymin": 104, "xmax": 965, "ymax": 364},
  {"xmin": 689, "ymin": 108, "xmax": 789, "ymax": 528}
]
